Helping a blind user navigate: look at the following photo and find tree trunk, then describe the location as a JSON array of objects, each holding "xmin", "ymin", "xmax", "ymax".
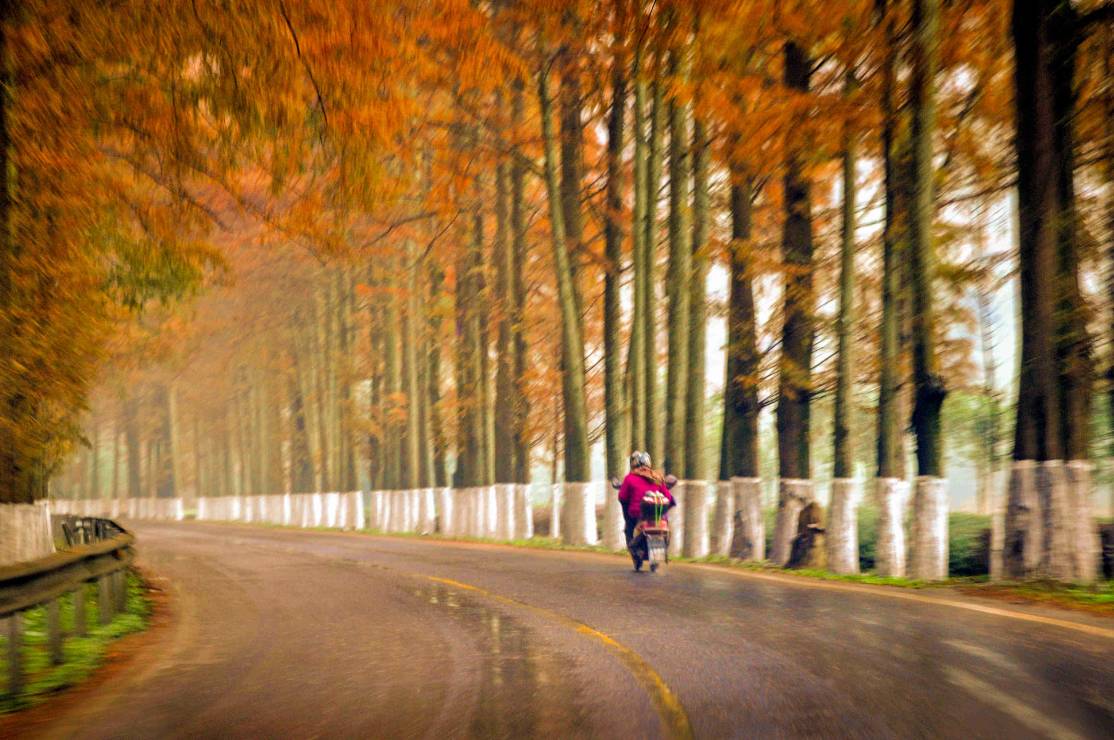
[
  {"xmin": 337, "ymin": 272, "xmax": 357, "ymax": 491},
  {"xmin": 510, "ymin": 85, "xmax": 532, "ymax": 484},
  {"xmin": 907, "ymin": 0, "xmax": 949, "ymax": 581},
  {"xmin": 453, "ymin": 173, "xmax": 486, "ymax": 488},
  {"xmin": 294, "ymin": 320, "xmax": 320, "ymax": 490},
  {"xmin": 415, "ymin": 249, "xmax": 435, "ymax": 489},
  {"xmin": 223, "ymin": 410, "xmax": 235, "ymax": 497},
  {"xmin": 1106, "ymin": 26, "xmax": 1114, "ymax": 517},
  {"xmin": 312, "ymin": 296, "xmax": 332, "ymax": 490},
  {"xmin": 494, "ymin": 159, "xmax": 516, "ymax": 483},
  {"xmin": 644, "ymin": 71, "xmax": 666, "ymax": 465},
  {"xmin": 289, "ymin": 363, "xmax": 314, "ymax": 493},
  {"xmin": 1049, "ymin": 2, "xmax": 1092, "ymax": 462},
  {"xmin": 0, "ymin": 9, "xmax": 26, "ymax": 504},
  {"xmin": 252, "ymin": 371, "xmax": 267, "ymax": 496},
  {"xmin": 559, "ymin": 47, "xmax": 586, "ymax": 343},
  {"xmin": 973, "ymin": 208, "xmax": 1001, "ymax": 515},
  {"xmin": 234, "ymin": 391, "xmax": 247, "ymax": 497},
  {"xmin": 111, "ymin": 417, "xmax": 121, "ymax": 499},
  {"xmin": 664, "ymin": 44, "xmax": 692, "ymax": 477},
  {"xmin": 367, "ymin": 293, "xmax": 384, "ymax": 491},
  {"xmin": 685, "ymin": 113, "xmax": 709, "ymax": 480},
  {"xmin": 628, "ymin": 50, "xmax": 649, "ymax": 453},
  {"xmin": 720, "ymin": 175, "xmax": 760, "ymax": 480},
  {"xmin": 558, "ymin": 53, "xmax": 588, "ymax": 478},
  {"xmin": 1006, "ymin": 0, "xmax": 1097, "ymax": 580},
  {"xmin": 89, "ymin": 417, "xmax": 100, "ymax": 499},
  {"xmin": 157, "ymin": 385, "xmax": 176, "ymax": 498},
  {"xmin": 327, "ymin": 277, "xmax": 342, "ymax": 488},
  {"xmin": 833, "ymin": 70, "xmax": 857, "ymax": 480},
  {"xmin": 385, "ymin": 262, "xmax": 404, "ymax": 490},
  {"xmin": 538, "ymin": 58, "xmax": 590, "ymax": 482},
  {"xmin": 876, "ymin": 0, "xmax": 906, "ymax": 480},
  {"xmin": 603, "ymin": 52, "xmax": 628, "ymax": 479},
  {"xmin": 427, "ymin": 262, "xmax": 449, "ymax": 487},
  {"xmin": 909, "ymin": 0, "xmax": 946, "ymax": 478},
  {"xmin": 125, "ymin": 396, "xmax": 141, "ymax": 498},
  {"xmin": 775, "ymin": 41, "xmax": 815, "ymax": 483},
  {"xmin": 403, "ymin": 242, "xmax": 423, "ymax": 490},
  {"xmin": 192, "ymin": 412, "xmax": 203, "ymax": 498},
  {"xmin": 479, "ymin": 252, "xmax": 495, "ymax": 488},
  {"xmin": 1105, "ymin": 26, "xmax": 1114, "ymax": 517}
]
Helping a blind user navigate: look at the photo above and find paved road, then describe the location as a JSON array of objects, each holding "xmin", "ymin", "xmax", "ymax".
[{"xmin": 26, "ymin": 522, "xmax": 1114, "ymax": 739}]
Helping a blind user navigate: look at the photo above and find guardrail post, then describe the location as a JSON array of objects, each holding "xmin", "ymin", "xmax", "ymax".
[
  {"xmin": 73, "ymin": 584, "xmax": 88, "ymax": 636},
  {"xmin": 46, "ymin": 598, "xmax": 64, "ymax": 665},
  {"xmin": 98, "ymin": 575, "xmax": 114, "ymax": 625},
  {"xmin": 114, "ymin": 570, "xmax": 128, "ymax": 613},
  {"xmin": 6, "ymin": 613, "xmax": 22, "ymax": 696}
]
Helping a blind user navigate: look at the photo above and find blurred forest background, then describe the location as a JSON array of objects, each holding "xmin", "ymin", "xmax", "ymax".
[{"xmin": 1, "ymin": 0, "xmax": 1110, "ymax": 533}]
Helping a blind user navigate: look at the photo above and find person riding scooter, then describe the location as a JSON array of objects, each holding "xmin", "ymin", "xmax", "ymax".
[{"xmin": 617, "ymin": 451, "xmax": 676, "ymax": 570}]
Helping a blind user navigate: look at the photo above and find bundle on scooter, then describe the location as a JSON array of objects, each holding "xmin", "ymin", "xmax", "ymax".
[{"xmin": 633, "ymin": 490, "xmax": 672, "ymax": 573}]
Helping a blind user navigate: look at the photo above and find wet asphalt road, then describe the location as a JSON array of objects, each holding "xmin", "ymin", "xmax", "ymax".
[{"xmin": 27, "ymin": 521, "xmax": 1114, "ymax": 740}]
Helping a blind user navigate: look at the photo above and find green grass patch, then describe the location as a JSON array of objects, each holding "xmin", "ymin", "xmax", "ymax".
[{"xmin": 0, "ymin": 571, "xmax": 151, "ymax": 714}]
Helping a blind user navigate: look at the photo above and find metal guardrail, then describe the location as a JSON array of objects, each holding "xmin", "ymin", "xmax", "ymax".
[
  {"xmin": 1, "ymin": 518, "xmax": 136, "ymax": 697},
  {"xmin": 57, "ymin": 515, "xmax": 127, "ymax": 547}
]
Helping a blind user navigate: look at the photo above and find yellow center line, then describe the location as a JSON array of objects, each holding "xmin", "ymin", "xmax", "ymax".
[{"xmin": 427, "ymin": 576, "xmax": 693, "ymax": 740}]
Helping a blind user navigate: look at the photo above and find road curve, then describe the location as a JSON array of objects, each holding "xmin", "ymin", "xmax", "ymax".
[{"xmin": 26, "ymin": 522, "xmax": 1114, "ymax": 739}]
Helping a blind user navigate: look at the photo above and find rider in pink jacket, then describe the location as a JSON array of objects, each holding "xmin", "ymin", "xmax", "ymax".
[{"xmin": 617, "ymin": 451, "xmax": 675, "ymax": 547}]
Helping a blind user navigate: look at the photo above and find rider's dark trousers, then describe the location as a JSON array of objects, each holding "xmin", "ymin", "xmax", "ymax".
[{"xmin": 623, "ymin": 512, "xmax": 637, "ymax": 546}]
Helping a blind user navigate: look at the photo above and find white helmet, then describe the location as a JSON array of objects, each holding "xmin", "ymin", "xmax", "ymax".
[{"xmin": 629, "ymin": 450, "xmax": 652, "ymax": 470}]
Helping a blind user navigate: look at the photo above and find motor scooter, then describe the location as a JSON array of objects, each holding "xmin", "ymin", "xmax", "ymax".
[{"xmin": 610, "ymin": 474, "xmax": 677, "ymax": 573}]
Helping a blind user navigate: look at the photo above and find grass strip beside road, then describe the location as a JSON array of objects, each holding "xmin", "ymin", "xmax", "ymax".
[{"xmin": 0, "ymin": 571, "xmax": 152, "ymax": 714}]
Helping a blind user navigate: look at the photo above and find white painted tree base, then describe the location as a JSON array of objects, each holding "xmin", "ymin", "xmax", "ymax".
[
  {"xmin": 1005, "ymin": 460, "xmax": 1101, "ymax": 583},
  {"xmin": 1066, "ymin": 461, "xmax": 1100, "ymax": 583},
  {"xmin": 549, "ymin": 483, "xmax": 563, "ymax": 539},
  {"xmin": 559, "ymin": 482, "xmax": 597, "ymax": 546},
  {"xmin": 436, "ymin": 488, "xmax": 453, "ymax": 535},
  {"xmin": 600, "ymin": 479, "xmax": 625, "ymax": 551},
  {"xmin": 513, "ymin": 484, "xmax": 533, "ymax": 540},
  {"xmin": 909, "ymin": 476, "xmax": 948, "ymax": 581},
  {"xmin": 826, "ymin": 479, "xmax": 861, "ymax": 574},
  {"xmin": 873, "ymin": 478, "xmax": 908, "ymax": 577},
  {"xmin": 772, "ymin": 479, "xmax": 812, "ymax": 567},
  {"xmin": 681, "ymin": 480, "xmax": 710, "ymax": 558},
  {"xmin": 729, "ymin": 477, "xmax": 764, "ymax": 561},
  {"xmin": 0, "ymin": 501, "xmax": 55, "ymax": 566},
  {"xmin": 710, "ymin": 481, "xmax": 733, "ymax": 557},
  {"xmin": 668, "ymin": 482, "xmax": 686, "ymax": 557}
]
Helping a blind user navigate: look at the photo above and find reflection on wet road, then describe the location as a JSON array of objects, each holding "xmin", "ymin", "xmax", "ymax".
[
  {"xmin": 415, "ymin": 580, "xmax": 590, "ymax": 738},
  {"xmin": 25, "ymin": 522, "xmax": 1114, "ymax": 739}
]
